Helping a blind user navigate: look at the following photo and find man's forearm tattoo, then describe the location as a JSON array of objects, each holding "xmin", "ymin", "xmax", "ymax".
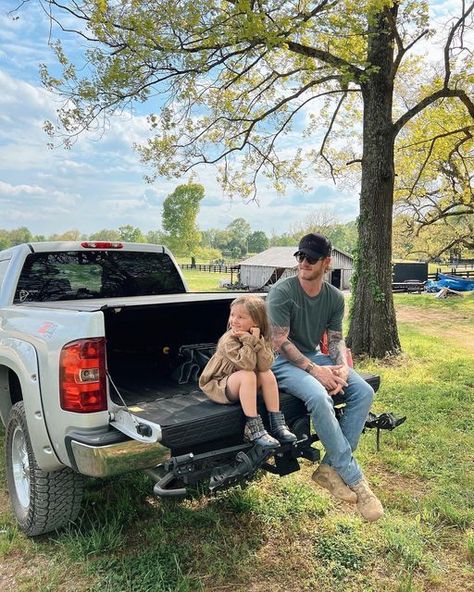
[
  {"xmin": 271, "ymin": 324, "xmax": 289, "ymax": 350},
  {"xmin": 271, "ymin": 324, "xmax": 309, "ymax": 369},
  {"xmin": 327, "ymin": 329, "xmax": 348, "ymax": 366},
  {"xmin": 280, "ymin": 340, "xmax": 307, "ymax": 367}
]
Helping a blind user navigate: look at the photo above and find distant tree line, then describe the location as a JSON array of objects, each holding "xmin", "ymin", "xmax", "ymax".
[
  {"xmin": 2, "ymin": 181, "xmax": 471, "ymax": 263},
  {"xmin": 0, "ymin": 209, "xmax": 358, "ymax": 265}
]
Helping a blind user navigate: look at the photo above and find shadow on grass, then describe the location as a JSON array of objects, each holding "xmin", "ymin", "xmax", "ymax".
[{"xmin": 41, "ymin": 471, "xmax": 328, "ymax": 592}]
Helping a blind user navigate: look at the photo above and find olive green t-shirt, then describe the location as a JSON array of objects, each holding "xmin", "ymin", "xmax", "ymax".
[{"xmin": 267, "ymin": 276, "xmax": 344, "ymax": 353}]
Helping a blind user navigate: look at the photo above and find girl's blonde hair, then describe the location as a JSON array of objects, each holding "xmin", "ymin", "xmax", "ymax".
[{"xmin": 229, "ymin": 295, "xmax": 271, "ymax": 340}]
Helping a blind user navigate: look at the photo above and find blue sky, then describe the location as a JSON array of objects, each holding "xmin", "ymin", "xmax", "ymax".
[{"xmin": 0, "ymin": 1, "xmax": 461, "ymax": 237}]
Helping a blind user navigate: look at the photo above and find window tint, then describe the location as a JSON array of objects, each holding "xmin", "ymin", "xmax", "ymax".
[{"xmin": 14, "ymin": 251, "xmax": 185, "ymax": 302}]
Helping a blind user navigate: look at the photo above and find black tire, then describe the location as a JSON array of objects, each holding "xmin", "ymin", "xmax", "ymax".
[{"xmin": 5, "ymin": 402, "xmax": 85, "ymax": 536}]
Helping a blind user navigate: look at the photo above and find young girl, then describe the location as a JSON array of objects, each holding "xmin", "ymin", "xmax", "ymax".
[{"xmin": 199, "ymin": 295, "xmax": 297, "ymax": 449}]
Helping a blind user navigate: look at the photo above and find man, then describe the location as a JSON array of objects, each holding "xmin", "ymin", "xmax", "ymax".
[{"xmin": 267, "ymin": 233, "xmax": 383, "ymax": 522}]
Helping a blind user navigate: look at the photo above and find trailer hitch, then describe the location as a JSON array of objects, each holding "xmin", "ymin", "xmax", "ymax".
[
  {"xmin": 150, "ymin": 452, "xmax": 196, "ymax": 497},
  {"xmin": 208, "ymin": 444, "xmax": 274, "ymax": 491},
  {"xmin": 148, "ymin": 434, "xmax": 320, "ymax": 498},
  {"xmin": 148, "ymin": 444, "xmax": 254, "ymax": 498}
]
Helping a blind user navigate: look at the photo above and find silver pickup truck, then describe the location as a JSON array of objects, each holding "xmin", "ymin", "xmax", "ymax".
[{"xmin": 0, "ymin": 241, "xmax": 379, "ymax": 536}]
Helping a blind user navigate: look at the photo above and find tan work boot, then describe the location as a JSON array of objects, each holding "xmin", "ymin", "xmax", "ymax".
[
  {"xmin": 312, "ymin": 464, "xmax": 357, "ymax": 503},
  {"xmin": 350, "ymin": 478, "xmax": 384, "ymax": 522}
]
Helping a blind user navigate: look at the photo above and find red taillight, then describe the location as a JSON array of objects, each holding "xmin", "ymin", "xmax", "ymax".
[
  {"xmin": 81, "ymin": 241, "xmax": 123, "ymax": 249},
  {"xmin": 60, "ymin": 338, "xmax": 107, "ymax": 412}
]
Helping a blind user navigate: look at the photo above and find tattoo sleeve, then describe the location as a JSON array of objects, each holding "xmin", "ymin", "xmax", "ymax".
[
  {"xmin": 271, "ymin": 324, "xmax": 310, "ymax": 369},
  {"xmin": 327, "ymin": 329, "xmax": 348, "ymax": 366}
]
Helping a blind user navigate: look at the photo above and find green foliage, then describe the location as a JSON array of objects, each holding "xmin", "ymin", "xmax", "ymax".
[
  {"xmin": 146, "ymin": 229, "xmax": 166, "ymax": 245},
  {"xmin": 201, "ymin": 218, "xmax": 254, "ymax": 258},
  {"xmin": 161, "ymin": 183, "xmax": 204, "ymax": 256},
  {"xmin": 89, "ymin": 228, "xmax": 122, "ymax": 241},
  {"xmin": 222, "ymin": 475, "xmax": 329, "ymax": 525},
  {"xmin": 118, "ymin": 224, "xmax": 147, "ymax": 243},
  {"xmin": 290, "ymin": 210, "xmax": 358, "ymax": 254},
  {"xmin": 381, "ymin": 518, "xmax": 432, "ymax": 570},
  {"xmin": 57, "ymin": 513, "xmax": 126, "ymax": 560},
  {"xmin": 0, "ymin": 218, "xmax": 356, "ymax": 256},
  {"xmin": 194, "ymin": 246, "xmax": 222, "ymax": 262},
  {"xmin": 368, "ymin": 270, "xmax": 386, "ymax": 303},
  {"xmin": 48, "ymin": 229, "xmax": 84, "ymax": 241},
  {"xmin": 314, "ymin": 521, "xmax": 371, "ymax": 579},
  {"xmin": 0, "ymin": 227, "xmax": 33, "ymax": 249},
  {"xmin": 0, "ymin": 520, "xmax": 29, "ymax": 556},
  {"xmin": 393, "ymin": 100, "xmax": 474, "ymax": 260},
  {"xmin": 247, "ymin": 230, "xmax": 269, "ymax": 253},
  {"xmin": 225, "ymin": 217, "xmax": 252, "ymax": 256},
  {"xmin": 466, "ymin": 530, "xmax": 474, "ymax": 562},
  {"xmin": 87, "ymin": 549, "xmax": 201, "ymax": 592}
]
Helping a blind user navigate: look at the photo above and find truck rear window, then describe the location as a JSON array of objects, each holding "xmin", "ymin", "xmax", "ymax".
[{"xmin": 14, "ymin": 251, "xmax": 185, "ymax": 302}]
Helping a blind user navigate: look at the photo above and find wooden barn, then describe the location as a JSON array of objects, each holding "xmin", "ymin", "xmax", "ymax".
[{"xmin": 238, "ymin": 246, "xmax": 354, "ymax": 291}]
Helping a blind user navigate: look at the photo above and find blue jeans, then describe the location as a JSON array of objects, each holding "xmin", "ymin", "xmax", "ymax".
[{"xmin": 272, "ymin": 352, "xmax": 374, "ymax": 486}]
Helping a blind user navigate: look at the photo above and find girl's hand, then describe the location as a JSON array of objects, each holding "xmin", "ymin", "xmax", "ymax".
[
  {"xmin": 232, "ymin": 329, "xmax": 248, "ymax": 337},
  {"xmin": 249, "ymin": 326, "xmax": 260, "ymax": 338}
]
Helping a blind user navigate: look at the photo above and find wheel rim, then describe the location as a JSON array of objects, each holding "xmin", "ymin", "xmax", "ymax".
[{"xmin": 11, "ymin": 425, "xmax": 30, "ymax": 509}]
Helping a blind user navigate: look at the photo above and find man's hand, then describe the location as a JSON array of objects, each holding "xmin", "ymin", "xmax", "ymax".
[
  {"xmin": 333, "ymin": 365, "xmax": 349, "ymax": 383},
  {"xmin": 311, "ymin": 364, "xmax": 348, "ymax": 395}
]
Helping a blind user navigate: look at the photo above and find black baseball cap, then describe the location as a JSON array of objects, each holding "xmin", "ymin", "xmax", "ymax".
[{"xmin": 294, "ymin": 233, "xmax": 332, "ymax": 259}]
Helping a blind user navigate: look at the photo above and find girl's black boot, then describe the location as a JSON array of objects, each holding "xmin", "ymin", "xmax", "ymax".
[
  {"xmin": 244, "ymin": 415, "xmax": 279, "ymax": 449},
  {"xmin": 268, "ymin": 411, "xmax": 297, "ymax": 445}
]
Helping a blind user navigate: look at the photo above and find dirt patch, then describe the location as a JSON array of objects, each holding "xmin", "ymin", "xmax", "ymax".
[
  {"xmin": 396, "ymin": 306, "xmax": 474, "ymax": 354},
  {"xmin": 396, "ymin": 306, "xmax": 471, "ymax": 324},
  {"xmin": 370, "ymin": 463, "xmax": 429, "ymax": 499}
]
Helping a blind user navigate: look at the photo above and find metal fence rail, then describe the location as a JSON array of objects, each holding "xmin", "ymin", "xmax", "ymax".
[
  {"xmin": 180, "ymin": 264, "xmax": 237, "ymax": 273},
  {"xmin": 427, "ymin": 269, "xmax": 474, "ymax": 281}
]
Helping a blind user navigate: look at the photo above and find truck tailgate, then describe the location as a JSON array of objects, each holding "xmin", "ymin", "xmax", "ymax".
[{"xmin": 110, "ymin": 375, "xmax": 380, "ymax": 453}]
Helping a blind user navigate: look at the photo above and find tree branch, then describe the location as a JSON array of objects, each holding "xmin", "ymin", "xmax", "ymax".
[
  {"xmin": 444, "ymin": 1, "xmax": 474, "ymax": 87},
  {"xmin": 393, "ymin": 2, "xmax": 474, "ymax": 134},
  {"xmin": 285, "ymin": 40, "xmax": 363, "ymax": 82},
  {"xmin": 393, "ymin": 89, "xmax": 474, "ymax": 135},
  {"xmin": 320, "ymin": 90, "xmax": 348, "ymax": 182}
]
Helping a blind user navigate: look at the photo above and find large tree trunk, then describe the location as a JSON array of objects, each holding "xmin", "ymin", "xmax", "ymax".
[{"xmin": 347, "ymin": 7, "xmax": 401, "ymax": 357}]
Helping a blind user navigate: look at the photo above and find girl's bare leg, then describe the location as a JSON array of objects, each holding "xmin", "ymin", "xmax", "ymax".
[
  {"xmin": 257, "ymin": 370, "xmax": 280, "ymax": 412},
  {"xmin": 226, "ymin": 370, "xmax": 258, "ymax": 416}
]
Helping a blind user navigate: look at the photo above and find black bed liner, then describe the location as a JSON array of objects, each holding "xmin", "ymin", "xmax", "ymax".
[{"xmin": 119, "ymin": 373, "xmax": 380, "ymax": 450}]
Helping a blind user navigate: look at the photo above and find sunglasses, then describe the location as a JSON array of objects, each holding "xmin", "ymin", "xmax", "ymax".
[{"xmin": 295, "ymin": 252, "xmax": 324, "ymax": 265}]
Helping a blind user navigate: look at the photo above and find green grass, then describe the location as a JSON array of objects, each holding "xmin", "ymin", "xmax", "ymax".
[
  {"xmin": 0, "ymin": 288, "xmax": 473, "ymax": 591},
  {"xmin": 393, "ymin": 291, "xmax": 474, "ymax": 312},
  {"xmin": 181, "ymin": 268, "xmax": 233, "ymax": 291}
]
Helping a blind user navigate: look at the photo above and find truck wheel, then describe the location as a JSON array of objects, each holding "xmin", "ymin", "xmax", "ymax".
[{"xmin": 5, "ymin": 402, "xmax": 85, "ymax": 536}]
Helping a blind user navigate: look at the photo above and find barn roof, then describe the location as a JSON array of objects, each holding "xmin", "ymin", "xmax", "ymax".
[
  {"xmin": 239, "ymin": 246, "xmax": 352, "ymax": 268},
  {"xmin": 239, "ymin": 247, "xmax": 298, "ymax": 268}
]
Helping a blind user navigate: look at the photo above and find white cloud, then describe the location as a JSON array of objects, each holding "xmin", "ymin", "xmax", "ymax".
[
  {"xmin": 0, "ymin": 181, "xmax": 46, "ymax": 196},
  {"xmin": 0, "ymin": 70, "xmax": 54, "ymax": 113}
]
